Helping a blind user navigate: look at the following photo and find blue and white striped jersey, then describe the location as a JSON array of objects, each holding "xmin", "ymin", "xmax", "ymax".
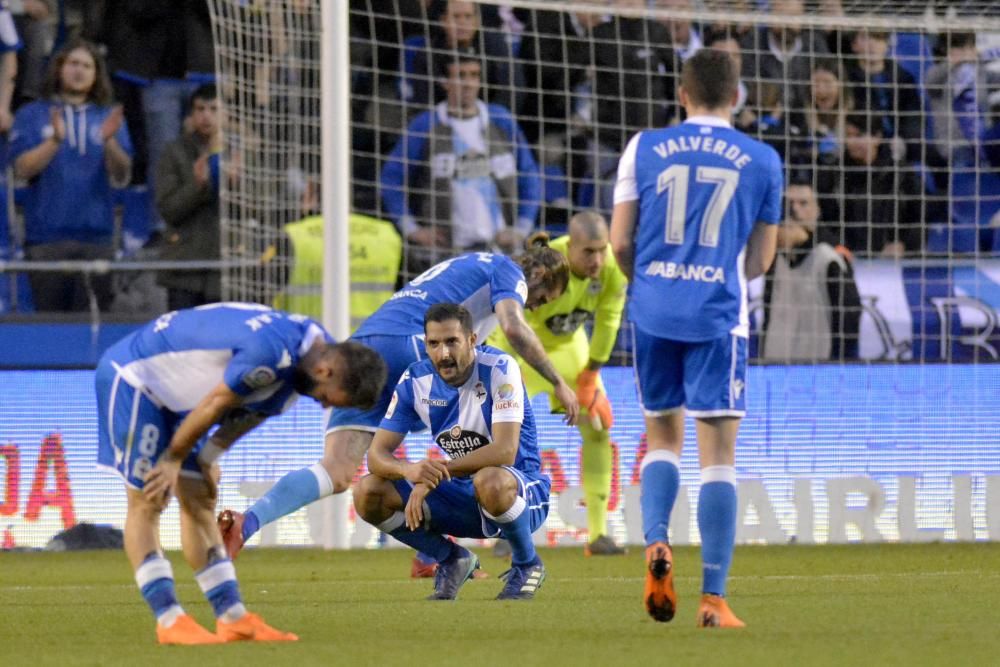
[
  {"xmin": 108, "ymin": 302, "xmax": 332, "ymax": 416},
  {"xmin": 380, "ymin": 345, "xmax": 540, "ymax": 474},
  {"xmin": 615, "ymin": 116, "xmax": 784, "ymax": 341},
  {"xmin": 353, "ymin": 252, "xmax": 527, "ymax": 342}
]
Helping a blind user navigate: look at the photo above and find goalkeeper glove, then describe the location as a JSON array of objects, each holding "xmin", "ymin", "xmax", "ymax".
[{"xmin": 576, "ymin": 369, "xmax": 614, "ymax": 430}]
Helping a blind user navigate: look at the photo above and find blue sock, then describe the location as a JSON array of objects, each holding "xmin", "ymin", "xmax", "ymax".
[
  {"xmin": 698, "ymin": 466, "xmax": 738, "ymax": 597},
  {"xmin": 195, "ymin": 555, "xmax": 247, "ymax": 621},
  {"xmin": 640, "ymin": 450, "xmax": 681, "ymax": 546},
  {"xmin": 243, "ymin": 463, "xmax": 333, "ymax": 541},
  {"xmin": 135, "ymin": 553, "xmax": 184, "ymax": 626},
  {"xmin": 377, "ymin": 512, "xmax": 456, "ymax": 562},
  {"xmin": 415, "ymin": 551, "xmax": 437, "ymax": 565},
  {"xmin": 484, "ymin": 496, "xmax": 539, "ymax": 567}
]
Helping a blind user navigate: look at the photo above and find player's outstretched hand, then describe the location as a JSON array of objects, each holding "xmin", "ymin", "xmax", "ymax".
[
  {"xmin": 144, "ymin": 457, "xmax": 182, "ymax": 509},
  {"xmin": 554, "ymin": 379, "xmax": 580, "ymax": 426},
  {"xmin": 405, "ymin": 483, "xmax": 431, "ymax": 530},
  {"xmin": 405, "ymin": 459, "xmax": 451, "ymax": 489}
]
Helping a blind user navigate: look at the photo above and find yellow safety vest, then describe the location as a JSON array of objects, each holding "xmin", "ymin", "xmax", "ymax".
[{"xmin": 274, "ymin": 214, "xmax": 401, "ymax": 331}]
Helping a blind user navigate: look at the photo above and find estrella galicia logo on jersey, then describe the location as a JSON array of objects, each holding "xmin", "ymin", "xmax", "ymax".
[
  {"xmin": 435, "ymin": 426, "xmax": 489, "ymax": 458},
  {"xmin": 545, "ymin": 309, "xmax": 590, "ymax": 336},
  {"xmin": 244, "ymin": 366, "xmax": 277, "ymax": 389},
  {"xmin": 497, "ymin": 383, "xmax": 514, "ymax": 400}
]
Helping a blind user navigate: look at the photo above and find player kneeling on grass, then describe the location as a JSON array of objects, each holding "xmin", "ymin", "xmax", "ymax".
[
  {"xmin": 95, "ymin": 303, "xmax": 386, "ymax": 644},
  {"xmin": 355, "ymin": 303, "xmax": 550, "ymax": 601}
]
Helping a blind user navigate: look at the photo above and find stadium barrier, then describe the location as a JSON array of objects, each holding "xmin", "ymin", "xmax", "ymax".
[{"xmin": 1, "ymin": 363, "xmax": 997, "ymax": 551}]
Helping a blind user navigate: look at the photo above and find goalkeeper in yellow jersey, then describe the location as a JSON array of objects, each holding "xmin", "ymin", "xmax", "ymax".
[{"xmin": 491, "ymin": 211, "xmax": 628, "ymax": 555}]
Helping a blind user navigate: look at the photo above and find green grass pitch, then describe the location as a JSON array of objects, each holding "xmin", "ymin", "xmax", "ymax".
[{"xmin": 2, "ymin": 543, "xmax": 1000, "ymax": 666}]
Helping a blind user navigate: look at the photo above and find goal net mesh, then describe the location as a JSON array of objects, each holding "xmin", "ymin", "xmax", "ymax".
[{"xmin": 204, "ymin": 0, "xmax": 1000, "ymax": 545}]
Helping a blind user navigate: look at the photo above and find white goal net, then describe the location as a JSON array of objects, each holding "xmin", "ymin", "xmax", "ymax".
[{"xmin": 205, "ymin": 0, "xmax": 1000, "ymax": 547}]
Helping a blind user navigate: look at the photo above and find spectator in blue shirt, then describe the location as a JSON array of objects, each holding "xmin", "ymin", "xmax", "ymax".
[
  {"xmin": 0, "ymin": 3, "xmax": 21, "ymax": 133},
  {"xmin": 382, "ymin": 46, "xmax": 540, "ymax": 276},
  {"xmin": 10, "ymin": 39, "xmax": 132, "ymax": 312}
]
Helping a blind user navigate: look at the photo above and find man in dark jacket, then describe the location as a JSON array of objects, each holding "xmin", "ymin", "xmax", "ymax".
[
  {"xmin": 154, "ymin": 84, "xmax": 222, "ymax": 309},
  {"xmin": 837, "ymin": 112, "xmax": 925, "ymax": 257}
]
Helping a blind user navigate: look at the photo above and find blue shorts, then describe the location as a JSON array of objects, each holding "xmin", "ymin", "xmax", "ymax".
[
  {"xmin": 95, "ymin": 357, "xmax": 203, "ymax": 490},
  {"xmin": 393, "ymin": 466, "xmax": 551, "ymax": 538},
  {"xmin": 632, "ymin": 327, "xmax": 748, "ymax": 418},
  {"xmin": 326, "ymin": 334, "xmax": 425, "ymax": 434}
]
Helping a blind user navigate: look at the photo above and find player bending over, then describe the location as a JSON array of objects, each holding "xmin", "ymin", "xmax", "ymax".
[
  {"xmin": 95, "ymin": 303, "xmax": 386, "ymax": 644},
  {"xmin": 355, "ymin": 303, "xmax": 550, "ymax": 600},
  {"xmin": 491, "ymin": 216, "xmax": 628, "ymax": 556},
  {"xmin": 611, "ymin": 48, "xmax": 781, "ymax": 627}
]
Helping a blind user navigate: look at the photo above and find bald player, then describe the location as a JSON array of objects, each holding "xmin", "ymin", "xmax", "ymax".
[{"xmin": 492, "ymin": 213, "xmax": 628, "ymax": 555}]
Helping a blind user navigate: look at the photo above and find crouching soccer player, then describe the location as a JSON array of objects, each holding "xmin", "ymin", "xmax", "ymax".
[
  {"xmin": 355, "ymin": 303, "xmax": 550, "ymax": 600},
  {"xmin": 95, "ymin": 303, "xmax": 386, "ymax": 644}
]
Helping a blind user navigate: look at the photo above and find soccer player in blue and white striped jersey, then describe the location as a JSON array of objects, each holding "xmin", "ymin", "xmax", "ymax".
[
  {"xmin": 95, "ymin": 303, "xmax": 386, "ymax": 644},
  {"xmin": 356, "ymin": 303, "xmax": 549, "ymax": 601},
  {"xmin": 611, "ymin": 49, "xmax": 782, "ymax": 628}
]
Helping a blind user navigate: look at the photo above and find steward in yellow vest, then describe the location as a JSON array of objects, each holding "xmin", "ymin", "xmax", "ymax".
[{"xmin": 273, "ymin": 214, "xmax": 402, "ymax": 330}]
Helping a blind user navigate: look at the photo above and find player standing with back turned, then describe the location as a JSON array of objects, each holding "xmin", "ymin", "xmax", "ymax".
[{"xmin": 610, "ymin": 49, "xmax": 782, "ymax": 627}]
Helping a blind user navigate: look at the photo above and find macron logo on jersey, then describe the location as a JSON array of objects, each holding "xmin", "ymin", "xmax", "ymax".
[{"xmin": 646, "ymin": 261, "xmax": 725, "ymax": 283}]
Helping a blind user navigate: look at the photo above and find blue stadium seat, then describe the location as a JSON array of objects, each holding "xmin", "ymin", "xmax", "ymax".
[
  {"xmin": 948, "ymin": 168, "xmax": 1000, "ymax": 253},
  {"xmin": 890, "ymin": 33, "xmax": 933, "ymax": 90},
  {"xmin": 0, "ymin": 184, "xmax": 34, "ymax": 314},
  {"xmin": 115, "ymin": 185, "xmax": 155, "ymax": 255},
  {"xmin": 397, "ymin": 35, "xmax": 428, "ymax": 102}
]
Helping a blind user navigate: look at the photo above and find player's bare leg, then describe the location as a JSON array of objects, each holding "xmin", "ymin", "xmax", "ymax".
[
  {"xmin": 641, "ymin": 410, "xmax": 684, "ymax": 622},
  {"xmin": 219, "ymin": 429, "xmax": 372, "ymax": 558},
  {"xmin": 177, "ymin": 475, "xmax": 297, "ymax": 642},
  {"xmin": 125, "ymin": 487, "xmax": 222, "ymax": 645},
  {"xmin": 694, "ymin": 417, "xmax": 744, "ymax": 628}
]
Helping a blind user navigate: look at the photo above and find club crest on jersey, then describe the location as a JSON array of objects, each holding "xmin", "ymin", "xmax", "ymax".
[
  {"xmin": 244, "ymin": 366, "xmax": 277, "ymax": 389},
  {"xmin": 435, "ymin": 425, "xmax": 489, "ymax": 458},
  {"xmin": 587, "ymin": 280, "xmax": 602, "ymax": 295},
  {"xmin": 515, "ymin": 280, "xmax": 528, "ymax": 304},
  {"xmin": 474, "ymin": 382, "xmax": 486, "ymax": 402}
]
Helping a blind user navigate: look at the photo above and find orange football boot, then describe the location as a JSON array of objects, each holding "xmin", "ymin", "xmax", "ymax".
[
  {"xmin": 696, "ymin": 594, "xmax": 746, "ymax": 628},
  {"xmin": 644, "ymin": 542, "xmax": 676, "ymax": 622},
  {"xmin": 216, "ymin": 612, "xmax": 299, "ymax": 642},
  {"xmin": 156, "ymin": 614, "xmax": 224, "ymax": 645}
]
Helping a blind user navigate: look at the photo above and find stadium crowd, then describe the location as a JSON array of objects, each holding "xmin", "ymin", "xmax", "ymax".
[{"xmin": 0, "ymin": 1, "xmax": 997, "ymax": 348}]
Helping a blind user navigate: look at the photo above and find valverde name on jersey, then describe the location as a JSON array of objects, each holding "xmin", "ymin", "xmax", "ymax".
[{"xmin": 649, "ymin": 134, "xmax": 754, "ymax": 169}]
